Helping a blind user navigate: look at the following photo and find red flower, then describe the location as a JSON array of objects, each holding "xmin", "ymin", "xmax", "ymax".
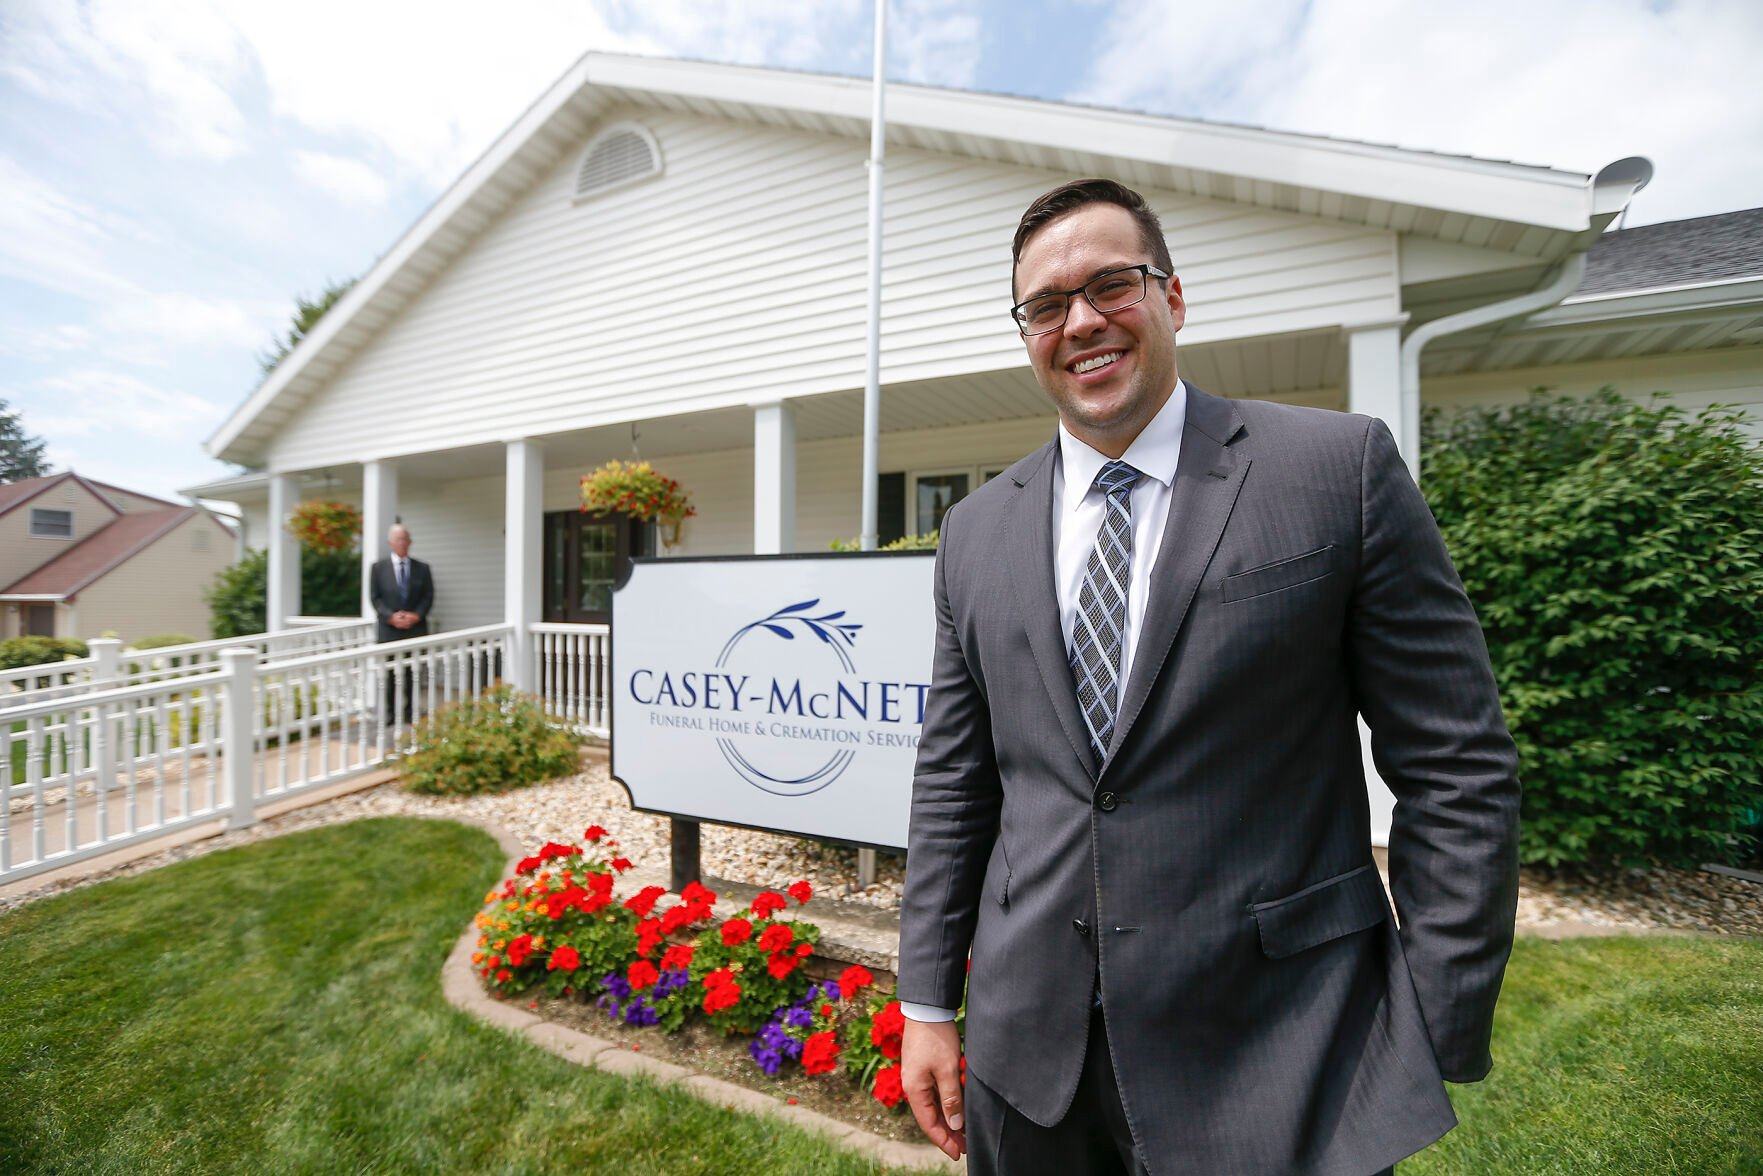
[
  {"xmin": 750, "ymin": 891, "xmax": 788, "ymax": 918},
  {"xmin": 538, "ymin": 841, "xmax": 582, "ymax": 862},
  {"xmin": 624, "ymin": 885, "xmax": 667, "ymax": 918},
  {"xmin": 505, "ymin": 933, "xmax": 535, "ymax": 967},
  {"xmin": 659, "ymin": 904, "xmax": 692, "ymax": 934},
  {"xmin": 820, "ymin": 1002, "xmax": 834, "ymax": 1018},
  {"xmin": 610, "ymin": 857, "xmax": 633, "ymax": 873},
  {"xmin": 794, "ymin": 942, "xmax": 813, "ymax": 958},
  {"xmin": 660, "ymin": 943, "xmax": 694, "ymax": 971},
  {"xmin": 766, "ymin": 951, "xmax": 798, "ymax": 980},
  {"xmin": 702, "ymin": 968, "xmax": 741, "ymax": 1014},
  {"xmin": 757, "ymin": 922, "xmax": 794, "ymax": 953},
  {"xmin": 548, "ymin": 945, "xmax": 581, "ymax": 972},
  {"xmin": 583, "ymin": 825, "xmax": 607, "ymax": 842},
  {"xmin": 681, "ymin": 880, "xmax": 716, "ymax": 905},
  {"xmin": 486, "ymin": 954, "xmax": 501, "ymax": 969},
  {"xmin": 720, "ymin": 917, "xmax": 753, "ymax": 946},
  {"xmin": 871, "ymin": 1000, "xmax": 904, "ymax": 1060},
  {"xmin": 628, "ymin": 960, "xmax": 659, "ymax": 990},
  {"xmin": 515, "ymin": 856, "xmax": 541, "ymax": 875},
  {"xmin": 496, "ymin": 969, "xmax": 512, "ymax": 983},
  {"xmin": 873, "ymin": 1064, "xmax": 905, "ymax": 1108},
  {"xmin": 787, "ymin": 880, "xmax": 813, "ymax": 905},
  {"xmin": 801, "ymin": 1031, "xmax": 840, "ymax": 1075},
  {"xmin": 838, "ymin": 965, "xmax": 874, "ymax": 1000},
  {"xmin": 636, "ymin": 918, "xmax": 664, "ymax": 959}
]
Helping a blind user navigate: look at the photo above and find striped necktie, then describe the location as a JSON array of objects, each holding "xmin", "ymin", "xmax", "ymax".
[{"xmin": 1069, "ymin": 459, "xmax": 1142, "ymax": 766}]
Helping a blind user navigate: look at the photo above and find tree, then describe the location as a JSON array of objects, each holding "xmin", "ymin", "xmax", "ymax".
[
  {"xmin": 1422, "ymin": 388, "xmax": 1763, "ymax": 868},
  {"xmin": 0, "ymin": 398, "xmax": 49, "ymax": 482},
  {"xmin": 257, "ymin": 276, "xmax": 357, "ymax": 377}
]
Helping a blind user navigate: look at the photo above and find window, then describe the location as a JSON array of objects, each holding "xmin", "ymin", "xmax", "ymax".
[
  {"xmin": 873, "ymin": 464, "xmax": 1016, "ymax": 543},
  {"xmin": 573, "ymin": 124, "xmax": 662, "ymax": 202},
  {"xmin": 29, "ymin": 508, "xmax": 73, "ymax": 538}
]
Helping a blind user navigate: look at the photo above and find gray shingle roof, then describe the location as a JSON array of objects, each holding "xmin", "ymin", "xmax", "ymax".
[{"xmin": 1579, "ymin": 207, "xmax": 1763, "ymax": 296}]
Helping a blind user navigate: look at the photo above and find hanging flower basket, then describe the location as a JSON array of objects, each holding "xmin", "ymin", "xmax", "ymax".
[
  {"xmin": 287, "ymin": 499, "xmax": 362, "ymax": 553},
  {"xmin": 579, "ymin": 460, "xmax": 696, "ymax": 546}
]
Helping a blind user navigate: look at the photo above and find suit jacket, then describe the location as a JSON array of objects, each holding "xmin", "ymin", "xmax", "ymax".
[
  {"xmin": 897, "ymin": 386, "xmax": 1521, "ymax": 1175},
  {"xmin": 368, "ymin": 556, "xmax": 433, "ymax": 643}
]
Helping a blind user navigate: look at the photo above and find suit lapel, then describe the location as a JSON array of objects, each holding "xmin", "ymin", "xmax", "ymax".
[
  {"xmin": 1004, "ymin": 439, "xmax": 1100, "ymax": 781},
  {"xmin": 1102, "ymin": 386, "xmax": 1249, "ymax": 776}
]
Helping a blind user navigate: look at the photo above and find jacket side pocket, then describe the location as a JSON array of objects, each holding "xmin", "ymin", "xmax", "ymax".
[{"xmin": 1249, "ymin": 863, "xmax": 1388, "ymax": 959}]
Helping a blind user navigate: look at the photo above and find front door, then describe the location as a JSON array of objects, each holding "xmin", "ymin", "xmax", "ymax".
[
  {"xmin": 542, "ymin": 511, "xmax": 651, "ymax": 624},
  {"xmin": 24, "ymin": 603, "xmax": 55, "ymax": 637}
]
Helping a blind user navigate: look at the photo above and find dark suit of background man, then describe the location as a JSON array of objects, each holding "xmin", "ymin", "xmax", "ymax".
[
  {"xmin": 369, "ymin": 523, "xmax": 433, "ymax": 724},
  {"xmin": 897, "ymin": 179, "xmax": 1521, "ymax": 1176}
]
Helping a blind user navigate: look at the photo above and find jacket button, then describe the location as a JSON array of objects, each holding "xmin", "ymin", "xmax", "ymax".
[
  {"xmin": 1097, "ymin": 791, "xmax": 1118, "ymax": 812},
  {"xmin": 1073, "ymin": 918, "xmax": 1091, "ymax": 937}
]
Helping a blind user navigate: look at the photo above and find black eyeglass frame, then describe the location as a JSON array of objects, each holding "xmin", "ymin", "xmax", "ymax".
[{"xmin": 1009, "ymin": 263, "xmax": 1172, "ymax": 337}]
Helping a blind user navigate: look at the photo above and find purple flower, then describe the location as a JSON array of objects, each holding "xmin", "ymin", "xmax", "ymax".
[
  {"xmin": 603, "ymin": 972, "xmax": 632, "ymax": 1001},
  {"xmin": 782, "ymin": 1005, "xmax": 814, "ymax": 1030},
  {"xmin": 654, "ymin": 968, "xmax": 690, "ymax": 997},
  {"xmin": 623, "ymin": 996, "xmax": 659, "ymax": 1027}
]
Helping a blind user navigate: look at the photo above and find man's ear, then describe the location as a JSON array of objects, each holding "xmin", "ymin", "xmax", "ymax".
[{"xmin": 1164, "ymin": 274, "xmax": 1187, "ymax": 335}]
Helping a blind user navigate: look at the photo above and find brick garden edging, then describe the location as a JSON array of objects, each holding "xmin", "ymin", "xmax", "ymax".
[{"xmin": 437, "ymin": 813, "xmax": 961, "ymax": 1173}]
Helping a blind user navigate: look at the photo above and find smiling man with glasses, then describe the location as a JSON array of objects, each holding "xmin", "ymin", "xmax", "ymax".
[{"xmin": 897, "ymin": 178, "xmax": 1521, "ymax": 1175}]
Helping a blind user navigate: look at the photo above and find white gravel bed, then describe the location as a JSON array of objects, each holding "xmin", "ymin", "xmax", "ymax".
[{"xmin": 4, "ymin": 758, "xmax": 1756, "ymax": 940}]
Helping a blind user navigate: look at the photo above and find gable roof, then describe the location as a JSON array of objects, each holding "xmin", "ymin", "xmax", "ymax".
[
  {"xmin": 0, "ymin": 471, "xmax": 124, "ymax": 521},
  {"xmin": 0, "ymin": 507, "xmax": 216, "ymax": 599},
  {"xmin": 205, "ymin": 52, "xmax": 1648, "ymax": 466},
  {"xmin": 1579, "ymin": 207, "xmax": 1763, "ymax": 296}
]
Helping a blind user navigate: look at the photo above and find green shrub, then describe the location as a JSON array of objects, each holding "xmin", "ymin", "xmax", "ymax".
[
  {"xmin": 205, "ymin": 546, "xmax": 360, "ymax": 638},
  {"xmin": 1422, "ymin": 388, "xmax": 1763, "ymax": 868},
  {"xmin": 129, "ymin": 634, "xmax": 200, "ymax": 651},
  {"xmin": 0, "ymin": 636, "xmax": 90, "ymax": 671},
  {"xmin": 829, "ymin": 530, "xmax": 939, "ymax": 552},
  {"xmin": 399, "ymin": 686, "xmax": 583, "ymax": 796}
]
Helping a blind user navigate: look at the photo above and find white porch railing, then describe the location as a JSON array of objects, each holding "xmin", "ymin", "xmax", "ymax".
[
  {"xmin": 530, "ymin": 622, "xmax": 611, "ymax": 736},
  {"xmin": 1, "ymin": 620, "xmax": 373, "ymax": 712},
  {"xmin": 1, "ymin": 624, "xmax": 513, "ymax": 886}
]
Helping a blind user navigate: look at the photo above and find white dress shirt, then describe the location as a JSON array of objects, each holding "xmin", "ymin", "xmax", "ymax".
[{"xmin": 902, "ymin": 380, "xmax": 1190, "ymax": 1024}]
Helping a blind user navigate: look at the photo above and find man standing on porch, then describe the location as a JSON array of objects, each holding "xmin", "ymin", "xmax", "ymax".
[
  {"xmin": 897, "ymin": 179, "xmax": 1520, "ymax": 1174},
  {"xmin": 369, "ymin": 523, "xmax": 434, "ymax": 723}
]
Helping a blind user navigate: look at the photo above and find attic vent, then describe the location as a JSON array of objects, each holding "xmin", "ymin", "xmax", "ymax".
[{"xmin": 574, "ymin": 124, "xmax": 661, "ymax": 201}]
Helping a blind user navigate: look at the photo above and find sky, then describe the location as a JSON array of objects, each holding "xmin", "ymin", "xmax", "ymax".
[{"xmin": 1, "ymin": 0, "xmax": 1759, "ymax": 501}]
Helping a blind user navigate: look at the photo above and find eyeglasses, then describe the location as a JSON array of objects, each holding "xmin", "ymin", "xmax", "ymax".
[{"xmin": 1010, "ymin": 264, "xmax": 1170, "ymax": 337}]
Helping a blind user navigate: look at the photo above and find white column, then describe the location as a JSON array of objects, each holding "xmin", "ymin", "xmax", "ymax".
[
  {"xmin": 1346, "ymin": 319, "xmax": 1413, "ymax": 479},
  {"xmin": 504, "ymin": 438, "xmax": 544, "ymax": 691},
  {"xmin": 267, "ymin": 473, "xmax": 301, "ymax": 631},
  {"xmin": 752, "ymin": 399, "xmax": 797, "ymax": 554},
  {"xmin": 360, "ymin": 459, "xmax": 399, "ymax": 619}
]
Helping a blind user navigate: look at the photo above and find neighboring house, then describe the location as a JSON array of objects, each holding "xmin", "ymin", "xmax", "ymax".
[{"xmin": 0, "ymin": 472, "xmax": 236, "ymax": 642}]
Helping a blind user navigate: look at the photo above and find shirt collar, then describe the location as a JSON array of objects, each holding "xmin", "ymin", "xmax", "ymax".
[{"xmin": 1057, "ymin": 378, "xmax": 1188, "ymax": 513}]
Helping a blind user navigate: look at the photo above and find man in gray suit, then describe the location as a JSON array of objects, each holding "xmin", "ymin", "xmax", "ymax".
[{"xmin": 897, "ymin": 179, "xmax": 1520, "ymax": 1175}]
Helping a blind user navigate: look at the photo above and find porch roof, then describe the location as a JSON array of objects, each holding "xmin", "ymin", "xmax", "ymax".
[{"xmin": 205, "ymin": 52, "xmax": 1646, "ymax": 467}]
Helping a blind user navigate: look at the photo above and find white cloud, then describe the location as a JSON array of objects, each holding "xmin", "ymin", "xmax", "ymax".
[
  {"xmin": 28, "ymin": 369, "xmax": 221, "ymax": 441},
  {"xmin": 1070, "ymin": 0, "xmax": 1763, "ymax": 224},
  {"xmin": 0, "ymin": 155, "xmax": 143, "ymax": 300},
  {"xmin": 0, "ymin": 0, "xmax": 252, "ymax": 160},
  {"xmin": 890, "ymin": 0, "xmax": 984, "ymax": 88},
  {"xmin": 292, "ymin": 149, "xmax": 392, "ymax": 206}
]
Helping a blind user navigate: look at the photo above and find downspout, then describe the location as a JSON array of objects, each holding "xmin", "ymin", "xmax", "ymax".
[{"xmin": 1397, "ymin": 155, "xmax": 1654, "ymax": 477}]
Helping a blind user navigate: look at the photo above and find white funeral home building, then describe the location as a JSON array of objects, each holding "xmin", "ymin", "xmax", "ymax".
[{"xmin": 188, "ymin": 54, "xmax": 1763, "ymax": 837}]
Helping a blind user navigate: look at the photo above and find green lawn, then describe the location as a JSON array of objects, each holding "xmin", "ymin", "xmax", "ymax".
[
  {"xmin": 0, "ymin": 817, "xmax": 1757, "ymax": 1175},
  {"xmin": 0, "ymin": 817, "xmax": 922, "ymax": 1175}
]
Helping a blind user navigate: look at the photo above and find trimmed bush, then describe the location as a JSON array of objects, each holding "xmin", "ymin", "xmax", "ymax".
[
  {"xmin": 205, "ymin": 546, "xmax": 360, "ymax": 638},
  {"xmin": 1422, "ymin": 389, "xmax": 1763, "ymax": 868},
  {"xmin": 399, "ymin": 686, "xmax": 583, "ymax": 796},
  {"xmin": 129, "ymin": 634, "xmax": 200, "ymax": 651},
  {"xmin": 0, "ymin": 636, "xmax": 89, "ymax": 671}
]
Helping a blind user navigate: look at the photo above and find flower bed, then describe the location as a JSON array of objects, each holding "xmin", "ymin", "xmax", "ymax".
[{"xmin": 472, "ymin": 824, "xmax": 962, "ymax": 1119}]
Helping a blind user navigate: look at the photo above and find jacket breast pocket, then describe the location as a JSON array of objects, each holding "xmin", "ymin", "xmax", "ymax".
[
  {"xmin": 1249, "ymin": 863, "xmax": 1389, "ymax": 959},
  {"xmin": 1221, "ymin": 544, "xmax": 1335, "ymax": 603}
]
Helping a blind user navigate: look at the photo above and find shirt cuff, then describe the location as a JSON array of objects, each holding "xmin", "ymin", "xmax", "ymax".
[{"xmin": 900, "ymin": 1000, "xmax": 959, "ymax": 1023}]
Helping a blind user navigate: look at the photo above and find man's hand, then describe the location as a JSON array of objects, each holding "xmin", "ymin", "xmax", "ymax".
[
  {"xmin": 391, "ymin": 611, "xmax": 417, "ymax": 629},
  {"xmin": 902, "ymin": 1017, "xmax": 966, "ymax": 1160}
]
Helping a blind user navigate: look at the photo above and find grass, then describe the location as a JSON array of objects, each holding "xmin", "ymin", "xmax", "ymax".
[
  {"xmin": 0, "ymin": 817, "xmax": 922, "ymax": 1175},
  {"xmin": 0, "ymin": 818, "xmax": 1757, "ymax": 1174},
  {"xmin": 1412, "ymin": 934, "xmax": 1763, "ymax": 1174}
]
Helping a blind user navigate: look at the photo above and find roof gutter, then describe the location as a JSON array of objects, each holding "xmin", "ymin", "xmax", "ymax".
[{"xmin": 1397, "ymin": 155, "xmax": 1654, "ymax": 476}]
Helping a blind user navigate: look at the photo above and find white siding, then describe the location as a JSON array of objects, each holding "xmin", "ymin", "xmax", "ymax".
[
  {"xmin": 396, "ymin": 476, "xmax": 505, "ymax": 631},
  {"xmin": 1422, "ymin": 346, "xmax": 1763, "ymax": 439},
  {"xmin": 264, "ymin": 107, "xmax": 1399, "ymax": 472}
]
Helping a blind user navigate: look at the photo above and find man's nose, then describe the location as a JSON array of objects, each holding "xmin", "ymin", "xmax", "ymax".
[{"xmin": 1063, "ymin": 294, "xmax": 1108, "ymax": 339}]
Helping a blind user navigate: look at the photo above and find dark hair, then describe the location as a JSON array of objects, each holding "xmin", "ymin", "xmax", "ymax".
[{"xmin": 1011, "ymin": 178, "xmax": 1173, "ymax": 295}]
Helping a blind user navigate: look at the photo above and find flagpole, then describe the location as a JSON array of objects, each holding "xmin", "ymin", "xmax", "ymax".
[{"xmin": 857, "ymin": 0, "xmax": 887, "ymax": 890}]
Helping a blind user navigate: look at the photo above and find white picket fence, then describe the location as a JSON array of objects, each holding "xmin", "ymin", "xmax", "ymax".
[
  {"xmin": 0, "ymin": 620, "xmax": 610, "ymax": 886},
  {"xmin": 1, "ymin": 619, "xmax": 374, "ymax": 710}
]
